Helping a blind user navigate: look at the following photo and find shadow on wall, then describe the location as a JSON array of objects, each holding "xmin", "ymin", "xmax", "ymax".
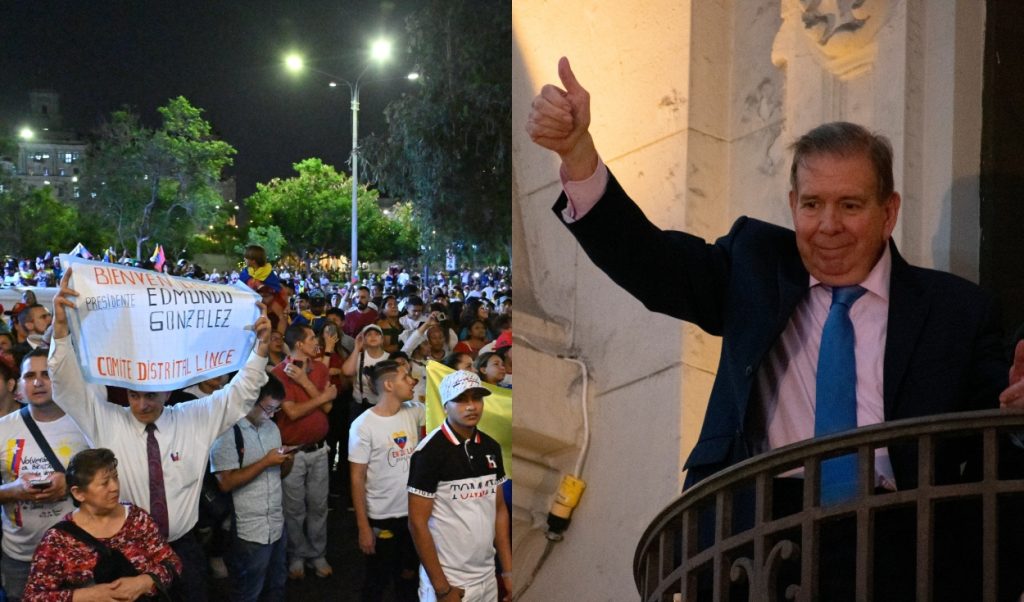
[{"xmin": 512, "ymin": 36, "xmax": 544, "ymax": 320}]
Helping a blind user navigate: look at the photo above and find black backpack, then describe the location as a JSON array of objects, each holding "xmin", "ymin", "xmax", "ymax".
[{"xmin": 198, "ymin": 424, "xmax": 244, "ymax": 528}]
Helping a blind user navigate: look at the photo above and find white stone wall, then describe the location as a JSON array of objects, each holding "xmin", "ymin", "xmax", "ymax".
[{"xmin": 511, "ymin": 1, "xmax": 984, "ymax": 599}]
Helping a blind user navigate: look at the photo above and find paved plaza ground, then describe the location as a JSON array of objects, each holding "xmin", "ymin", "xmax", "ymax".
[{"xmin": 209, "ymin": 471, "xmax": 403, "ymax": 601}]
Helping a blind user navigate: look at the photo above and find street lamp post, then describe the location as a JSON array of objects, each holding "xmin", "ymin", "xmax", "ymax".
[
  {"xmin": 348, "ymin": 76, "xmax": 361, "ymax": 285},
  {"xmin": 285, "ymin": 39, "xmax": 394, "ymax": 285}
]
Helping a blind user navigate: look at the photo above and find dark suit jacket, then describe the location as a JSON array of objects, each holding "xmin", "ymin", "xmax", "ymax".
[{"xmin": 555, "ymin": 171, "xmax": 1009, "ymax": 489}]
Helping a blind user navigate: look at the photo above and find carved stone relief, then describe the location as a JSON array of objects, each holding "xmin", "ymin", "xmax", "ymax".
[{"xmin": 776, "ymin": 0, "xmax": 891, "ymax": 81}]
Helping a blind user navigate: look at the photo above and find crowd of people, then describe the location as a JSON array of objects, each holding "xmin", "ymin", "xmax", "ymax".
[{"xmin": 0, "ymin": 247, "xmax": 513, "ymax": 602}]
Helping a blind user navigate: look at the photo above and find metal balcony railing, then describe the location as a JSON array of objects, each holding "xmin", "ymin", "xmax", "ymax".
[{"xmin": 633, "ymin": 410, "xmax": 1024, "ymax": 602}]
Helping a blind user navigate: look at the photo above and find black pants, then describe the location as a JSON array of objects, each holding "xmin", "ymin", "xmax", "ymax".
[
  {"xmin": 169, "ymin": 530, "xmax": 208, "ymax": 602},
  {"xmin": 361, "ymin": 517, "xmax": 418, "ymax": 602}
]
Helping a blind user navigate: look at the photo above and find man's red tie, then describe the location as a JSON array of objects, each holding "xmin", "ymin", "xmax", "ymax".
[{"xmin": 146, "ymin": 423, "xmax": 170, "ymax": 539}]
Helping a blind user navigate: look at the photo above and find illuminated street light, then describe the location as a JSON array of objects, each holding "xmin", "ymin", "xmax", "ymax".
[
  {"xmin": 19, "ymin": 127, "xmax": 34, "ymax": 140},
  {"xmin": 407, "ymin": 72, "xmax": 420, "ymax": 81},
  {"xmin": 284, "ymin": 53, "xmax": 304, "ymax": 73},
  {"xmin": 283, "ymin": 36, "xmax": 397, "ymax": 284},
  {"xmin": 370, "ymin": 39, "xmax": 392, "ymax": 62}
]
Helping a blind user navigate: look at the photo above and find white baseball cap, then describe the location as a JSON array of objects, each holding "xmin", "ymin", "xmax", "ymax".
[
  {"xmin": 360, "ymin": 323, "xmax": 383, "ymax": 336},
  {"xmin": 439, "ymin": 370, "xmax": 493, "ymax": 404}
]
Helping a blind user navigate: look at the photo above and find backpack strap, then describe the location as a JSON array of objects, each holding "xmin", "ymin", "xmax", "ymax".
[
  {"xmin": 20, "ymin": 406, "xmax": 65, "ymax": 473},
  {"xmin": 233, "ymin": 424, "xmax": 244, "ymax": 467},
  {"xmin": 52, "ymin": 519, "xmax": 108, "ymax": 552}
]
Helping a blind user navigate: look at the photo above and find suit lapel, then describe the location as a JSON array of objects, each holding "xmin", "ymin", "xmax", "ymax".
[
  {"xmin": 883, "ymin": 242, "xmax": 930, "ymax": 418},
  {"xmin": 776, "ymin": 246, "xmax": 808, "ymax": 338}
]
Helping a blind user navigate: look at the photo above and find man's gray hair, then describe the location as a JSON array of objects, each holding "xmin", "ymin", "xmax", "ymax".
[{"xmin": 789, "ymin": 121, "xmax": 895, "ymax": 202}]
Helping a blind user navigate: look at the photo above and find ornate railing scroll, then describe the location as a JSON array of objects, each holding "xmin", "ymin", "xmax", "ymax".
[{"xmin": 633, "ymin": 410, "xmax": 1024, "ymax": 601}]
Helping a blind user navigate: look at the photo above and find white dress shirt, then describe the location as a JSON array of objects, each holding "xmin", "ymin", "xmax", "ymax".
[{"xmin": 48, "ymin": 335, "xmax": 269, "ymax": 541}]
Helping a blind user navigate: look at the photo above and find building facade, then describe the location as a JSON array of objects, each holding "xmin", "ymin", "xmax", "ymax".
[
  {"xmin": 512, "ymin": 1, "xmax": 989, "ymax": 600},
  {"xmin": 8, "ymin": 90, "xmax": 88, "ymax": 201}
]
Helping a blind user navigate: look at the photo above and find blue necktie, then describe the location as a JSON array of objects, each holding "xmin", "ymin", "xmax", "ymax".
[{"xmin": 815, "ymin": 285, "xmax": 867, "ymax": 505}]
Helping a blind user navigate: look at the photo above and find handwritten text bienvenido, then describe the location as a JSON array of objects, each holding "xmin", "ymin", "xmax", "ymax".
[{"xmin": 87, "ymin": 266, "xmax": 234, "ymax": 332}]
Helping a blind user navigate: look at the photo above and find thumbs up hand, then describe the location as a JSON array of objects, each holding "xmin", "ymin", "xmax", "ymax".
[
  {"xmin": 526, "ymin": 57, "xmax": 598, "ymax": 180},
  {"xmin": 1000, "ymin": 340, "xmax": 1024, "ymax": 409}
]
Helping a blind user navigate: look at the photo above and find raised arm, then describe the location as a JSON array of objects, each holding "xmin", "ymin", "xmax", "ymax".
[
  {"xmin": 183, "ymin": 304, "xmax": 272, "ymax": 442},
  {"xmin": 341, "ymin": 333, "xmax": 365, "ymax": 377},
  {"xmin": 526, "ymin": 57, "xmax": 598, "ymax": 181},
  {"xmin": 48, "ymin": 267, "xmax": 107, "ymax": 441}
]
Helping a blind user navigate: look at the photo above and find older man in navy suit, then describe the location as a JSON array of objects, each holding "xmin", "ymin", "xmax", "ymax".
[{"xmin": 527, "ymin": 57, "xmax": 1024, "ymax": 600}]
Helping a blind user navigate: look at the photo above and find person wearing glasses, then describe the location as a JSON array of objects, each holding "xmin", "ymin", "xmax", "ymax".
[{"xmin": 209, "ymin": 376, "xmax": 294, "ymax": 602}]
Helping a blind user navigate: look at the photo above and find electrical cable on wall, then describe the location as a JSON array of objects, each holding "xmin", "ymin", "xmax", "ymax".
[{"xmin": 513, "ymin": 335, "xmax": 591, "ymax": 601}]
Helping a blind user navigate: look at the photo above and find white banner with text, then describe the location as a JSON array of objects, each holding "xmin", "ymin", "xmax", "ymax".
[{"xmin": 62, "ymin": 254, "xmax": 261, "ymax": 392}]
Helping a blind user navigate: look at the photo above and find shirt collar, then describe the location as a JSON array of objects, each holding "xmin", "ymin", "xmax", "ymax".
[
  {"xmin": 441, "ymin": 419, "xmax": 480, "ymax": 445},
  {"xmin": 134, "ymin": 408, "xmax": 170, "ymax": 435},
  {"xmin": 808, "ymin": 242, "xmax": 892, "ymax": 302}
]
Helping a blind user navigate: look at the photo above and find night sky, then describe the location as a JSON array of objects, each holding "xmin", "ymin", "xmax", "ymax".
[{"xmin": 0, "ymin": 0, "xmax": 421, "ymax": 200}]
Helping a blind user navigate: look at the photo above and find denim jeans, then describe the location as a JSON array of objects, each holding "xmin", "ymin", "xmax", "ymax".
[
  {"xmin": 0, "ymin": 553, "xmax": 30, "ymax": 602},
  {"xmin": 225, "ymin": 533, "xmax": 287, "ymax": 602}
]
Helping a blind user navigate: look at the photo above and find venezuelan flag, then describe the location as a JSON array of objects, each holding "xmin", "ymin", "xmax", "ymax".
[
  {"xmin": 425, "ymin": 361, "xmax": 511, "ymax": 478},
  {"xmin": 150, "ymin": 244, "xmax": 166, "ymax": 272}
]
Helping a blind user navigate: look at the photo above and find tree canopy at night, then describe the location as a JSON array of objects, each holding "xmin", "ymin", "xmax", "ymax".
[
  {"xmin": 364, "ymin": 0, "xmax": 511, "ymax": 262},
  {"xmin": 0, "ymin": 185, "xmax": 81, "ymax": 260},
  {"xmin": 84, "ymin": 96, "xmax": 236, "ymax": 259},
  {"xmin": 245, "ymin": 157, "xmax": 420, "ymax": 269}
]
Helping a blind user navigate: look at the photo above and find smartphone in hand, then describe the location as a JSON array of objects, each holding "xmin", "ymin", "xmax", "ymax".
[{"xmin": 29, "ymin": 479, "xmax": 50, "ymax": 490}]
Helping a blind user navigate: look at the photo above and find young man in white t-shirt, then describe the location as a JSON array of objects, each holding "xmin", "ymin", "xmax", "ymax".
[
  {"xmin": 348, "ymin": 359, "xmax": 425, "ymax": 602},
  {"xmin": 0, "ymin": 349, "xmax": 91, "ymax": 601}
]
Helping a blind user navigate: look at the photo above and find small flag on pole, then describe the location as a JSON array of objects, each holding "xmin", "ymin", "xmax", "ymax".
[
  {"xmin": 69, "ymin": 243, "xmax": 92, "ymax": 259},
  {"xmin": 150, "ymin": 244, "xmax": 166, "ymax": 272}
]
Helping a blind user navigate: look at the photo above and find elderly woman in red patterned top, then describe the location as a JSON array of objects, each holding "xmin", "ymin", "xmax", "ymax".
[{"xmin": 23, "ymin": 448, "xmax": 181, "ymax": 601}]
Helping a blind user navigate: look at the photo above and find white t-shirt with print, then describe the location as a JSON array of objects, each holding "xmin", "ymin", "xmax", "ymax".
[
  {"xmin": 0, "ymin": 411, "xmax": 91, "ymax": 561},
  {"xmin": 348, "ymin": 402, "xmax": 425, "ymax": 518}
]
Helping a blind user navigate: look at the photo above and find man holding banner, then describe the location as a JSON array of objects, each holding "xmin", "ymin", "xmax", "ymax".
[{"xmin": 47, "ymin": 259, "xmax": 273, "ymax": 602}]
